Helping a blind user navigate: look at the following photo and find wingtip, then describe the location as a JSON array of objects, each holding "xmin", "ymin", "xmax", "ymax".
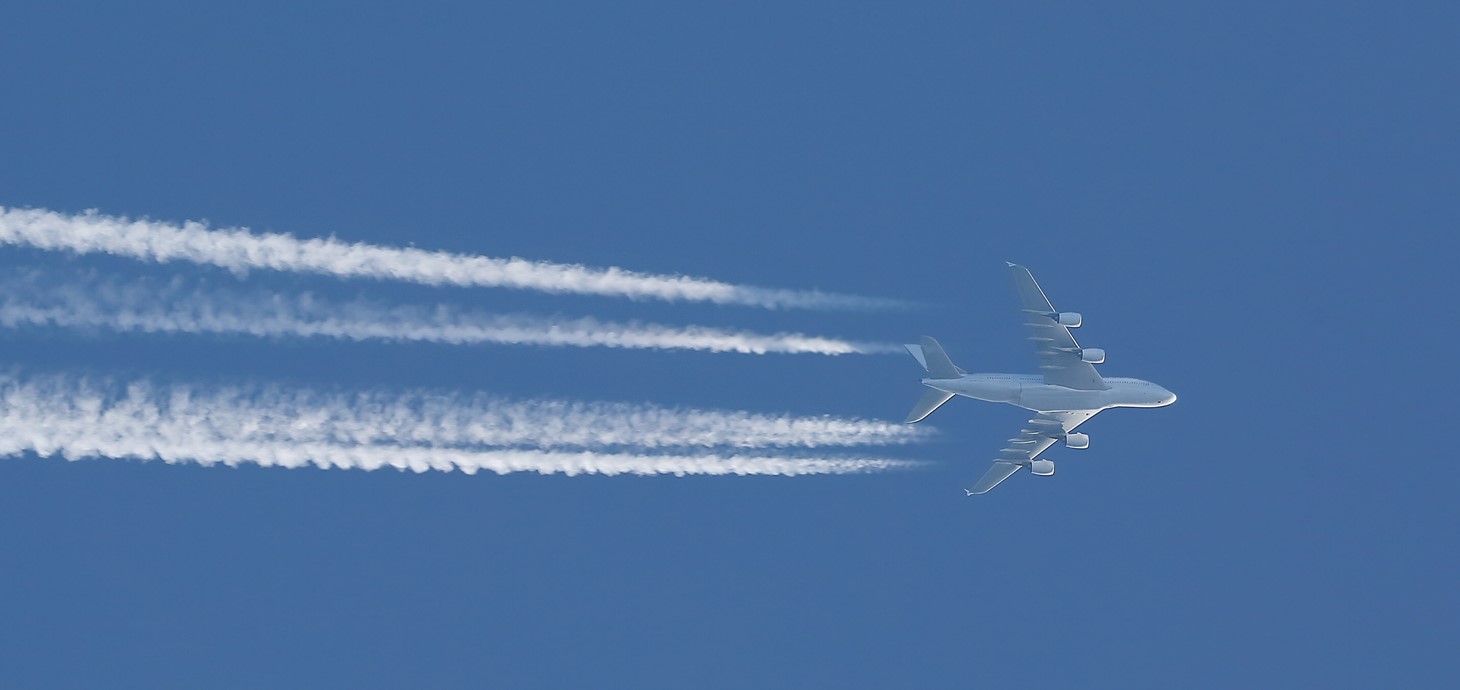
[{"xmin": 1004, "ymin": 261, "xmax": 1017, "ymax": 267}]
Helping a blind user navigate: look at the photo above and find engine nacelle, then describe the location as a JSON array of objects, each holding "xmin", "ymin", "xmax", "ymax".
[
  {"xmin": 1079, "ymin": 348, "xmax": 1105, "ymax": 364},
  {"xmin": 1065, "ymin": 433, "xmax": 1090, "ymax": 449},
  {"xmin": 1030, "ymin": 459, "xmax": 1055, "ymax": 476},
  {"xmin": 1056, "ymin": 312, "xmax": 1082, "ymax": 327}
]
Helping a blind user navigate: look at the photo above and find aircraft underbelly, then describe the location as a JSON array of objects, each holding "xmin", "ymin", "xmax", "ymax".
[
  {"xmin": 940, "ymin": 377, "xmax": 1019, "ymax": 404},
  {"xmin": 1018, "ymin": 384, "xmax": 1102, "ymax": 412}
]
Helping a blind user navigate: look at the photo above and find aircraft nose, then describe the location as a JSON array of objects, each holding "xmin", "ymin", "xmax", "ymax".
[{"xmin": 1163, "ymin": 389, "xmax": 1178, "ymax": 405}]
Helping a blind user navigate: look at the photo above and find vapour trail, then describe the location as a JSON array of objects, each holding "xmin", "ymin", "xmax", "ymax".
[
  {"xmin": 0, "ymin": 372, "xmax": 920, "ymax": 476},
  {"xmin": 0, "ymin": 272, "xmax": 902, "ymax": 356},
  {"xmin": 0, "ymin": 434, "xmax": 903, "ymax": 477},
  {"xmin": 0, "ymin": 374, "xmax": 930, "ymax": 450},
  {"xmin": 0, "ymin": 207, "xmax": 908, "ymax": 310}
]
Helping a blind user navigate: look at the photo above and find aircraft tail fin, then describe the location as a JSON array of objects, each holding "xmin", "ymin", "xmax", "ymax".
[
  {"xmin": 906, "ymin": 336, "xmax": 963, "ymax": 379},
  {"xmin": 903, "ymin": 335, "xmax": 963, "ymax": 423},
  {"xmin": 904, "ymin": 388, "xmax": 955, "ymax": 424}
]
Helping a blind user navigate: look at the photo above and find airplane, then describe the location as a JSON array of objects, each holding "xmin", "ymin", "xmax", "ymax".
[{"xmin": 904, "ymin": 262, "xmax": 1176, "ymax": 495}]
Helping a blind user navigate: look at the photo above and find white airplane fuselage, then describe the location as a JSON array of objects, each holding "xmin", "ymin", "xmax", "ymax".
[
  {"xmin": 923, "ymin": 374, "xmax": 1176, "ymax": 414},
  {"xmin": 909, "ymin": 262, "xmax": 1179, "ymax": 494}
]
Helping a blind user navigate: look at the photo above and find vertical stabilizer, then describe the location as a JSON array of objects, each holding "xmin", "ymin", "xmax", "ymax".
[
  {"xmin": 903, "ymin": 335, "xmax": 964, "ymax": 423},
  {"xmin": 915, "ymin": 336, "xmax": 962, "ymax": 379}
]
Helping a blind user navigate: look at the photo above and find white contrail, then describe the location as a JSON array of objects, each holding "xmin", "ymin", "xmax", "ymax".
[
  {"xmin": 142, "ymin": 384, "xmax": 931, "ymax": 450},
  {"xmin": 0, "ymin": 435, "xmax": 904, "ymax": 477},
  {"xmin": 0, "ymin": 374, "xmax": 930, "ymax": 450},
  {"xmin": 0, "ymin": 372, "xmax": 921, "ymax": 477},
  {"xmin": 0, "ymin": 206, "xmax": 908, "ymax": 310},
  {"xmin": 0, "ymin": 272, "xmax": 902, "ymax": 355}
]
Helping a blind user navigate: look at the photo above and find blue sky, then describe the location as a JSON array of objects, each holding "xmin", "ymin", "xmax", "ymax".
[{"xmin": 1, "ymin": 2, "xmax": 1457, "ymax": 687}]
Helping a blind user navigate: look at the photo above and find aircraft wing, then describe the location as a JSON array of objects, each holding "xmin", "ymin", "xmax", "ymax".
[
  {"xmin": 1008, "ymin": 263, "xmax": 1109, "ymax": 391},
  {"xmin": 967, "ymin": 411, "xmax": 1098, "ymax": 495}
]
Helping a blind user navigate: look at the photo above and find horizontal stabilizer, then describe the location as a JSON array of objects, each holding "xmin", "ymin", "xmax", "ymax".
[
  {"xmin": 905, "ymin": 388, "xmax": 955, "ymax": 424},
  {"xmin": 968, "ymin": 461, "xmax": 1023, "ymax": 495}
]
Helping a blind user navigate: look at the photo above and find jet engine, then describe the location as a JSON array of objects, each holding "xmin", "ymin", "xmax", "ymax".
[
  {"xmin": 1030, "ymin": 459, "xmax": 1055, "ymax": 476},
  {"xmin": 1058, "ymin": 347, "xmax": 1106, "ymax": 364},
  {"xmin": 1055, "ymin": 312, "xmax": 1082, "ymax": 327},
  {"xmin": 1064, "ymin": 433, "xmax": 1090, "ymax": 449}
]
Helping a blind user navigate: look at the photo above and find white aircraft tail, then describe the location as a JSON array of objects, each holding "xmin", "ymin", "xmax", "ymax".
[
  {"xmin": 904, "ymin": 388, "xmax": 955, "ymax": 424},
  {"xmin": 905, "ymin": 336, "xmax": 963, "ymax": 379},
  {"xmin": 903, "ymin": 336, "xmax": 965, "ymax": 423}
]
